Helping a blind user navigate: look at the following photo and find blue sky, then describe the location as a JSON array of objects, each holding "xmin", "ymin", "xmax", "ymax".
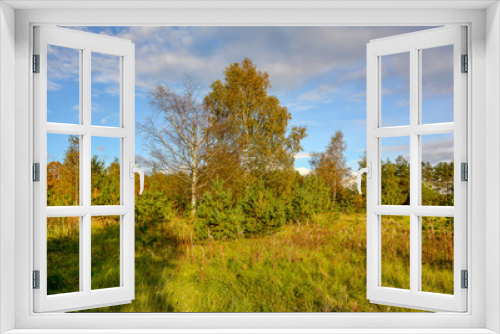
[{"xmin": 47, "ymin": 26, "xmax": 454, "ymax": 174}]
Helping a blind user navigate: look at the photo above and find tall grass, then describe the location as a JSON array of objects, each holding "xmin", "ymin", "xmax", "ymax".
[{"xmin": 48, "ymin": 213, "xmax": 454, "ymax": 312}]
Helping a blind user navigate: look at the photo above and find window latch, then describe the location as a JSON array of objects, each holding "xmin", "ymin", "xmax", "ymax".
[
  {"xmin": 129, "ymin": 162, "xmax": 145, "ymax": 195},
  {"xmin": 357, "ymin": 161, "xmax": 371, "ymax": 195}
]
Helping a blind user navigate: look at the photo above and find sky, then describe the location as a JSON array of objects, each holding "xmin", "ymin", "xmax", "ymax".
[{"xmin": 46, "ymin": 26, "xmax": 455, "ymax": 175}]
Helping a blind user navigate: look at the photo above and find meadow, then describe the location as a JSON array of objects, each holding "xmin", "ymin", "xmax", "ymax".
[{"xmin": 47, "ymin": 212, "xmax": 453, "ymax": 312}]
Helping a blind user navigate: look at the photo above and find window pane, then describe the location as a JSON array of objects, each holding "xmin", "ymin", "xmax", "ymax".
[
  {"xmin": 47, "ymin": 217, "xmax": 80, "ymax": 295},
  {"xmin": 421, "ymin": 45, "xmax": 454, "ymax": 124},
  {"xmin": 47, "ymin": 45, "xmax": 80, "ymax": 124},
  {"xmin": 91, "ymin": 52, "xmax": 121, "ymax": 127},
  {"xmin": 47, "ymin": 134, "xmax": 80, "ymax": 206},
  {"xmin": 381, "ymin": 215, "xmax": 410, "ymax": 290},
  {"xmin": 421, "ymin": 133, "xmax": 454, "ymax": 206},
  {"xmin": 421, "ymin": 216, "xmax": 454, "ymax": 294},
  {"xmin": 381, "ymin": 137, "xmax": 410, "ymax": 205},
  {"xmin": 91, "ymin": 215, "xmax": 120, "ymax": 290},
  {"xmin": 91, "ymin": 136, "xmax": 121, "ymax": 205},
  {"xmin": 381, "ymin": 52, "xmax": 410, "ymax": 127}
]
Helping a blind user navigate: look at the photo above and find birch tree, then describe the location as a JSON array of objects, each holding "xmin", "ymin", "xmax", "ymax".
[
  {"xmin": 203, "ymin": 58, "xmax": 307, "ymax": 190},
  {"xmin": 138, "ymin": 80, "xmax": 220, "ymax": 216}
]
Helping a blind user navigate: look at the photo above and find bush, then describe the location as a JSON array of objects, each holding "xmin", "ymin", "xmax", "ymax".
[
  {"xmin": 240, "ymin": 180, "xmax": 289, "ymax": 233},
  {"xmin": 135, "ymin": 191, "xmax": 176, "ymax": 245},
  {"xmin": 195, "ymin": 178, "xmax": 243, "ymax": 240},
  {"xmin": 291, "ymin": 175, "xmax": 331, "ymax": 222}
]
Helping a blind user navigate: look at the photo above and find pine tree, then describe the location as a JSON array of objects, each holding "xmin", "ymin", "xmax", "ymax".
[{"xmin": 310, "ymin": 130, "xmax": 351, "ymax": 206}]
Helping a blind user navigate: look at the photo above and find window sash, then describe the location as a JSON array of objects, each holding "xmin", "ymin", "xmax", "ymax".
[
  {"xmin": 33, "ymin": 25, "xmax": 136, "ymax": 313},
  {"xmin": 366, "ymin": 26, "xmax": 467, "ymax": 312}
]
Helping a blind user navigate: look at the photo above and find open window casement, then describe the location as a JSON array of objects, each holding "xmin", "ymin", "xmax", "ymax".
[
  {"xmin": 361, "ymin": 26, "xmax": 467, "ymax": 312},
  {"xmin": 33, "ymin": 26, "xmax": 140, "ymax": 312}
]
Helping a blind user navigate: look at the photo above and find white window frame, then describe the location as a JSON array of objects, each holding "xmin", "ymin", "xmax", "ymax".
[
  {"xmin": 1, "ymin": 1, "xmax": 499, "ymax": 333},
  {"xmin": 366, "ymin": 26, "xmax": 467, "ymax": 312},
  {"xmin": 33, "ymin": 25, "xmax": 136, "ymax": 313}
]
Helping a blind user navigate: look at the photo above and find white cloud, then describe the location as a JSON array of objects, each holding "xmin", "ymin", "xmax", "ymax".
[
  {"xmin": 349, "ymin": 92, "xmax": 366, "ymax": 103},
  {"xmin": 59, "ymin": 26, "xmax": 434, "ymax": 96},
  {"xmin": 295, "ymin": 167, "xmax": 312, "ymax": 176},
  {"xmin": 382, "ymin": 144, "xmax": 409, "ymax": 152},
  {"xmin": 422, "ymin": 136, "xmax": 454, "ymax": 164},
  {"xmin": 394, "ymin": 98, "xmax": 410, "ymax": 107},
  {"xmin": 298, "ymin": 84, "xmax": 338, "ymax": 103},
  {"xmin": 46, "ymin": 44, "xmax": 79, "ymax": 91},
  {"xmin": 47, "ymin": 81, "xmax": 62, "ymax": 92},
  {"xmin": 294, "ymin": 152, "xmax": 312, "ymax": 159}
]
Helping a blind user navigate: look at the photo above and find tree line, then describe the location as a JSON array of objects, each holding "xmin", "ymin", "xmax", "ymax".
[{"xmin": 47, "ymin": 58, "xmax": 454, "ymax": 241}]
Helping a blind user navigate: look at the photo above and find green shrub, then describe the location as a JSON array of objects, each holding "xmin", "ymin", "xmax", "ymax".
[
  {"xmin": 240, "ymin": 180, "xmax": 289, "ymax": 233},
  {"xmin": 291, "ymin": 175, "xmax": 331, "ymax": 222},
  {"xmin": 135, "ymin": 191, "xmax": 176, "ymax": 245},
  {"xmin": 195, "ymin": 178, "xmax": 243, "ymax": 240}
]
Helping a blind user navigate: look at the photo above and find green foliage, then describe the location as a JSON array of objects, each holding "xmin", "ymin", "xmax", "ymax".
[
  {"xmin": 291, "ymin": 174, "xmax": 331, "ymax": 222},
  {"xmin": 381, "ymin": 155, "xmax": 410, "ymax": 205},
  {"xmin": 135, "ymin": 191, "xmax": 176, "ymax": 246},
  {"xmin": 240, "ymin": 180, "xmax": 289, "ymax": 233},
  {"xmin": 91, "ymin": 156, "xmax": 121, "ymax": 205},
  {"xmin": 195, "ymin": 178, "xmax": 243, "ymax": 240}
]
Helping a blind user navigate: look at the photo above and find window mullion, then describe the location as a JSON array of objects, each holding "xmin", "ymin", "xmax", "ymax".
[
  {"xmin": 82, "ymin": 47, "xmax": 92, "ymax": 294},
  {"xmin": 409, "ymin": 47, "xmax": 420, "ymax": 294}
]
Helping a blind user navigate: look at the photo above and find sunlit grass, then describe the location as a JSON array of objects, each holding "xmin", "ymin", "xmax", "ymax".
[{"xmin": 59, "ymin": 213, "xmax": 451, "ymax": 312}]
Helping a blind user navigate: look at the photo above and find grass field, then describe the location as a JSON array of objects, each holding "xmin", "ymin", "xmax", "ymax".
[{"xmin": 46, "ymin": 213, "xmax": 453, "ymax": 312}]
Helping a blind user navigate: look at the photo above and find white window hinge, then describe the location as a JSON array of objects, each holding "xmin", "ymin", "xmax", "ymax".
[
  {"xmin": 33, "ymin": 54, "xmax": 40, "ymax": 73},
  {"xmin": 461, "ymin": 162, "xmax": 468, "ymax": 182},
  {"xmin": 461, "ymin": 270, "xmax": 468, "ymax": 289},
  {"xmin": 33, "ymin": 163, "xmax": 40, "ymax": 182},
  {"xmin": 33, "ymin": 270, "xmax": 40, "ymax": 289},
  {"xmin": 461, "ymin": 54, "xmax": 468, "ymax": 73}
]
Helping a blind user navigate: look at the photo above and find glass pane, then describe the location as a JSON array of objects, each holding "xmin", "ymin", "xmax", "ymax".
[
  {"xmin": 91, "ymin": 52, "xmax": 121, "ymax": 127},
  {"xmin": 421, "ymin": 216, "xmax": 454, "ymax": 294},
  {"xmin": 421, "ymin": 45, "xmax": 454, "ymax": 124},
  {"xmin": 47, "ymin": 45, "xmax": 80, "ymax": 124},
  {"xmin": 381, "ymin": 52, "xmax": 410, "ymax": 127},
  {"xmin": 91, "ymin": 137, "xmax": 121, "ymax": 205},
  {"xmin": 91, "ymin": 215, "xmax": 120, "ymax": 290},
  {"xmin": 381, "ymin": 136, "xmax": 410, "ymax": 205},
  {"xmin": 381, "ymin": 215, "xmax": 410, "ymax": 290},
  {"xmin": 47, "ymin": 217, "xmax": 80, "ymax": 295},
  {"xmin": 421, "ymin": 133, "xmax": 454, "ymax": 206},
  {"xmin": 47, "ymin": 134, "xmax": 80, "ymax": 206}
]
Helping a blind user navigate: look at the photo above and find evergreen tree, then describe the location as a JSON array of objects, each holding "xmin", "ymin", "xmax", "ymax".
[{"xmin": 310, "ymin": 130, "xmax": 351, "ymax": 205}]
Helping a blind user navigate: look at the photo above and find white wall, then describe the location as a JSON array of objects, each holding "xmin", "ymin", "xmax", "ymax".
[
  {"xmin": 486, "ymin": 2, "xmax": 500, "ymax": 333},
  {"xmin": 0, "ymin": 2, "xmax": 16, "ymax": 333}
]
